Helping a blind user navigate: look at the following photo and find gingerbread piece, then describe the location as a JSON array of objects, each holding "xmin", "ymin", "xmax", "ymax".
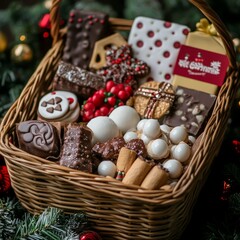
[
  {"xmin": 89, "ymin": 33, "xmax": 127, "ymax": 70},
  {"xmin": 59, "ymin": 123, "xmax": 93, "ymax": 173},
  {"xmin": 62, "ymin": 10, "xmax": 110, "ymax": 69},
  {"xmin": 133, "ymin": 81, "xmax": 175, "ymax": 119},
  {"xmin": 53, "ymin": 61, "xmax": 106, "ymax": 99},
  {"xmin": 16, "ymin": 120, "xmax": 60, "ymax": 159}
]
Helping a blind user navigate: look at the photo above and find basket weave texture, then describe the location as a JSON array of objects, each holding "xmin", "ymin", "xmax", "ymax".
[{"xmin": 0, "ymin": 0, "xmax": 239, "ymax": 239}]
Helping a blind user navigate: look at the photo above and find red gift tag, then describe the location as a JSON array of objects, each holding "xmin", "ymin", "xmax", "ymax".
[{"xmin": 173, "ymin": 45, "xmax": 229, "ymax": 86}]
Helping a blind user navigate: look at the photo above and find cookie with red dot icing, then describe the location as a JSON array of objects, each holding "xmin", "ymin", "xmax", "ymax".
[{"xmin": 128, "ymin": 16, "xmax": 190, "ymax": 83}]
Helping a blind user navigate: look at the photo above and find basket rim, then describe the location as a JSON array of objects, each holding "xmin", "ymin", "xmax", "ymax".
[{"xmin": 1, "ymin": 0, "xmax": 240, "ymax": 205}]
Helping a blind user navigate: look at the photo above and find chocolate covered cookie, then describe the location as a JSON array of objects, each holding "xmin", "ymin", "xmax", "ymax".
[{"xmin": 16, "ymin": 120, "xmax": 60, "ymax": 159}]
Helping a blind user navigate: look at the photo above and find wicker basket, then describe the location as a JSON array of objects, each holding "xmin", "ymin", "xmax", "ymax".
[{"xmin": 0, "ymin": 0, "xmax": 239, "ymax": 239}]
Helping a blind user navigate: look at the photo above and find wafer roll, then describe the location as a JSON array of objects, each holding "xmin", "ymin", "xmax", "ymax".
[
  {"xmin": 141, "ymin": 164, "xmax": 169, "ymax": 190},
  {"xmin": 117, "ymin": 147, "xmax": 137, "ymax": 172},
  {"xmin": 122, "ymin": 157, "xmax": 153, "ymax": 186},
  {"xmin": 116, "ymin": 147, "xmax": 137, "ymax": 181}
]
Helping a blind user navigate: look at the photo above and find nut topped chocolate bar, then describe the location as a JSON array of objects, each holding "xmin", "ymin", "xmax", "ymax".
[{"xmin": 163, "ymin": 86, "xmax": 216, "ymax": 136}]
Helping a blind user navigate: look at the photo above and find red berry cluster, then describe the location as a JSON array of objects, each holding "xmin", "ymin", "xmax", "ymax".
[{"xmin": 81, "ymin": 81, "xmax": 133, "ymax": 122}]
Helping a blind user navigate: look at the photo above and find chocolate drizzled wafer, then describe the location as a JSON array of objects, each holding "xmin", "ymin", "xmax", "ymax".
[
  {"xmin": 62, "ymin": 10, "xmax": 110, "ymax": 69},
  {"xmin": 53, "ymin": 61, "xmax": 106, "ymax": 99},
  {"xmin": 59, "ymin": 123, "xmax": 93, "ymax": 173}
]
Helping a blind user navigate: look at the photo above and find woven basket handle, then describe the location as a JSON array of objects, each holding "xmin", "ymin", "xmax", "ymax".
[{"xmin": 50, "ymin": 0, "xmax": 237, "ymax": 68}]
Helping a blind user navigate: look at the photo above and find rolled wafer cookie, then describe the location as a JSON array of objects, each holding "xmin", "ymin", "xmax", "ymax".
[
  {"xmin": 116, "ymin": 147, "xmax": 137, "ymax": 180},
  {"xmin": 122, "ymin": 157, "xmax": 154, "ymax": 186},
  {"xmin": 141, "ymin": 164, "xmax": 169, "ymax": 190}
]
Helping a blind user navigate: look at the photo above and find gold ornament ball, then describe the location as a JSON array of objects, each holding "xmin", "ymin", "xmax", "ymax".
[
  {"xmin": 0, "ymin": 31, "xmax": 8, "ymax": 53},
  {"xmin": 11, "ymin": 43, "xmax": 33, "ymax": 63}
]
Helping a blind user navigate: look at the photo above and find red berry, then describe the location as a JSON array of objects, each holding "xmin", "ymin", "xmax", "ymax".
[
  {"xmin": 83, "ymin": 110, "xmax": 94, "ymax": 121},
  {"xmin": 105, "ymin": 80, "xmax": 115, "ymax": 92},
  {"xmin": 109, "ymin": 107, "xmax": 114, "ymax": 114},
  {"xmin": 84, "ymin": 102, "xmax": 95, "ymax": 113},
  {"xmin": 98, "ymin": 89, "xmax": 105, "ymax": 97},
  {"xmin": 87, "ymin": 97, "xmax": 93, "ymax": 103},
  {"xmin": 118, "ymin": 101, "xmax": 124, "ymax": 106},
  {"xmin": 100, "ymin": 106, "xmax": 109, "ymax": 115},
  {"xmin": 110, "ymin": 86, "xmax": 120, "ymax": 96},
  {"xmin": 124, "ymin": 85, "xmax": 133, "ymax": 95},
  {"xmin": 117, "ymin": 83, "xmax": 125, "ymax": 90},
  {"xmin": 92, "ymin": 93, "xmax": 104, "ymax": 107},
  {"xmin": 118, "ymin": 90, "xmax": 130, "ymax": 101},
  {"xmin": 108, "ymin": 96, "xmax": 116, "ymax": 106},
  {"xmin": 94, "ymin": 110, "xmax": 102, "ymax": 117}
]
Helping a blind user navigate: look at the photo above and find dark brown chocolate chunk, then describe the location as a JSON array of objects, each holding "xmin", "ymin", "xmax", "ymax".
[
  {"xmin": 163, "ymin": 86, "xmax": 216, "ymax": 136},
  {"xmin": 92, "ymin": 137, "xmax": 126, "ymax": 162},
  {"xmin": 62, "ymin": 10, "xmax": 110, "ymax": 69},
  {"xmin": 59, "ymin": 123, "xmax": 93, "ymax": 173},
  {"xmin": 125, "ymin": 139, "xmax": 147, "ymax": 158},
  {"xmin": 16, "ymin": 120, "xmax": 60, "ymax": 159},
  {"xmin": 53, "ymin": 61, "xmax": 106, "ymax": 99}
]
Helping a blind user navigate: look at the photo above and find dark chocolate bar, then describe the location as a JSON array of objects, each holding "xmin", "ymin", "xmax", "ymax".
[
  {"xmin": 62, "ymin": 10, "xmax": 110, "ymax": 69},
  {"xmin": 59, "ymin": 123, "xmax": 93, "ymax": 172},
  {"xmin": 16, "ymin": 120, "xmax": 60, "ymax": 159},
  {"xmin": 163, "ymin": 86, "xmax": 216, "ymax": 136},
  {"xmin": 53, "ymin": 61, "xmax": 106, "ymax": 99}
]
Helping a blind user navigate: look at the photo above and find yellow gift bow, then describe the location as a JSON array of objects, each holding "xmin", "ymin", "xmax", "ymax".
[{"xmin": 196, "ymin": 18, "xmax": 219, "ymax": 36}]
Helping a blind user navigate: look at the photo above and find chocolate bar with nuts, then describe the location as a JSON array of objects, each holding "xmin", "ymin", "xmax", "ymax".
[{"xmin": 163, "ymin": 86, "xmax": 216, "ymax": 136}]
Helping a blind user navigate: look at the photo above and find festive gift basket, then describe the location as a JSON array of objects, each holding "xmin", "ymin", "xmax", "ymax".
[{"xmin": 0, "ymin": 0, "xmax": 239, "ymax": 239}]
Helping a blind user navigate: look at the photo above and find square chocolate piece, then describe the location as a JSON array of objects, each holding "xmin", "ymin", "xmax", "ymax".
[
  {"xmin": 16, "ymin": 120, "xmax": 60, "ymax": 159},
  {"xmin": 62, "ymin": 10, "xmax": 110, "ymax": 69},
  {"xmin": 163, "ymin": 86, "xmax": 216, "ymax": 136}
]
